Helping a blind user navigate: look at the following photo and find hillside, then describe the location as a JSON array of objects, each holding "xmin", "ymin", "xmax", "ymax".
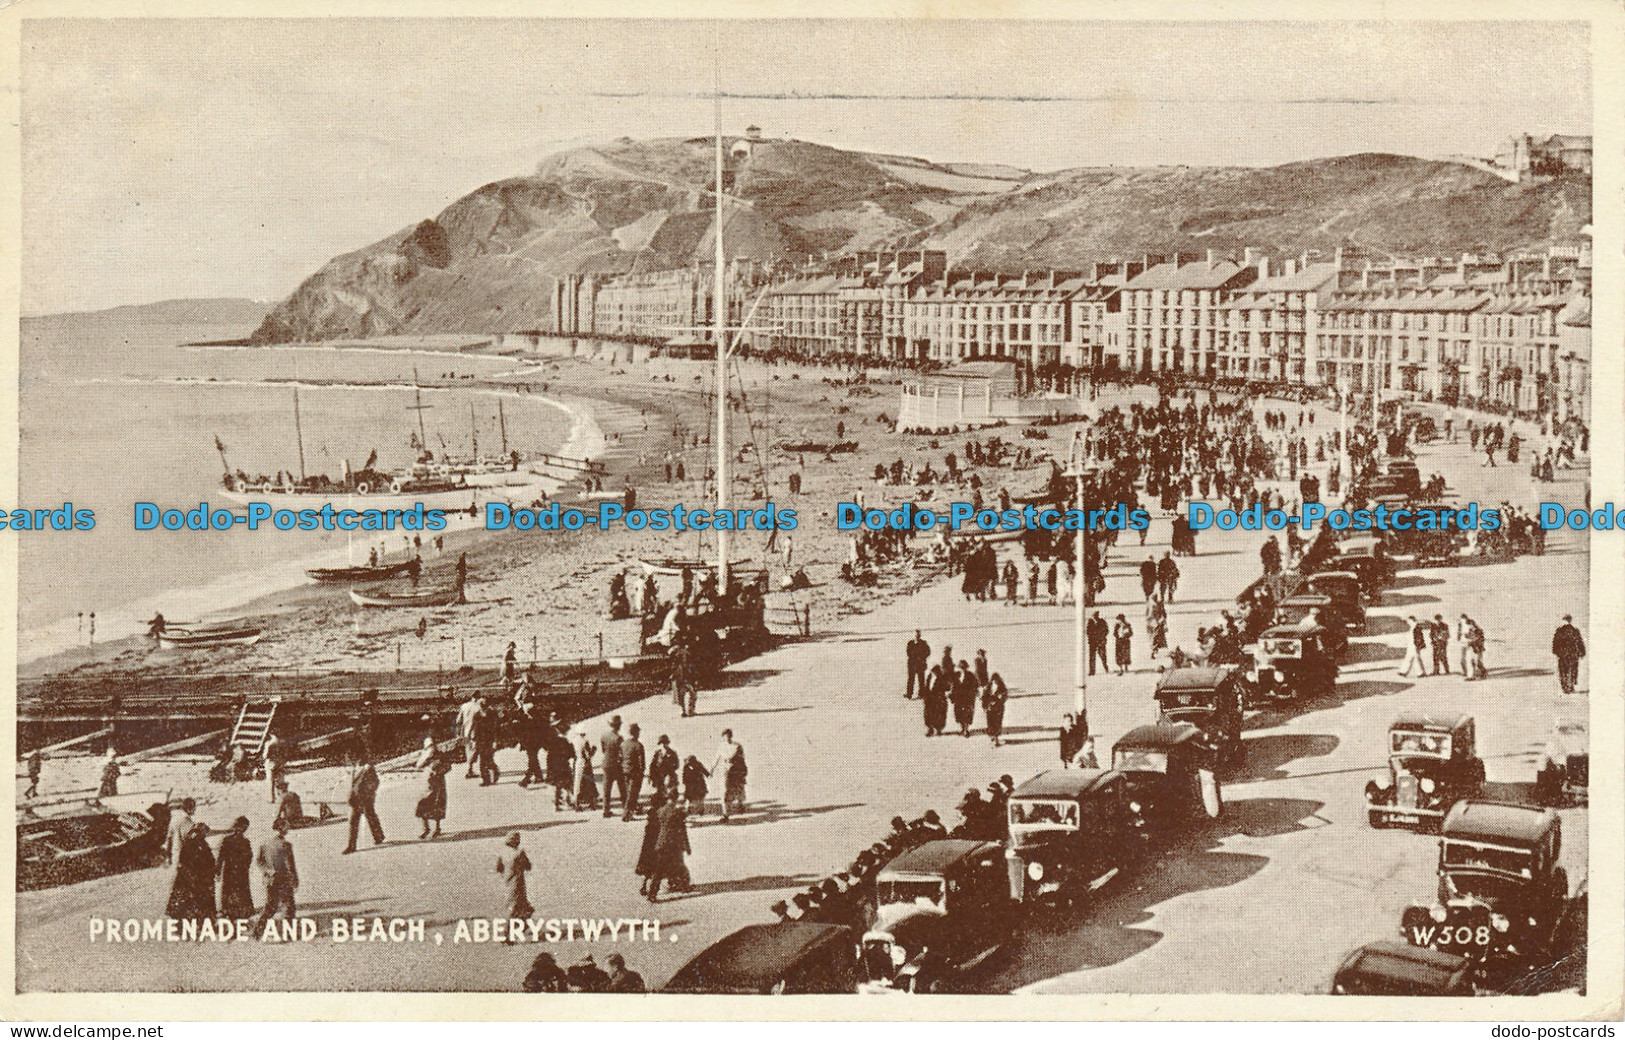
[
  {"xmin": 252, "ymin": 141, "xmax": 1590, "ymax": 344},
  {"xmin": 32, "ymin": 297, "xmax": 269, "ymax": 325}
]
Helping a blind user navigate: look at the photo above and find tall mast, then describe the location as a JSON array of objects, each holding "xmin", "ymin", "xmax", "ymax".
[
  {"xmin": 498, "ymin": 399, "xmax": 508, "ymax": 456},
  {"xmin": 470, "ymin": 401, "xmax": 479, "ymax": 458},
  {"xmin": 292, "ymin": 384, "xmax": 307, "ymax": 482},
  {"xmin": 409, "ymin": 367, "xmax": 430, "ymax": 449},
  {"xmin": 714, "ymin": 57, "xmax": 729, "ymax": 591}
]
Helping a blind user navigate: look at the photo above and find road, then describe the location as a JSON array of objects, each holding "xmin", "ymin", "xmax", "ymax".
[{"xmin": 15, "ymin": 417, "xmax": 1589, "ymax": 994}]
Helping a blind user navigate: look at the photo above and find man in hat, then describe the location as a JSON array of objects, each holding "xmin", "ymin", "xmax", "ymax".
[
  {"xmin": 1552, "ymin": 614, "xmax": 1586, "ymax": 695},
  {"xmin": 905, "ymin": 630, "xmax": 930, "ymax": 700},
  {"xmin": 621, "ymin": 723, "xmax": 647, "ymax": 822},
  {"xmin": 918, "ymin": 810, "xmax": 947, "ymax": 840},
  {"xmin": 165, "ymin": 797, "xmax": 197, "ymax": 866},
  {"xmin": 255, "ymin": 816, "xmax": 298, "ymax": 935},
  {"xmin": 342, "ymin": 755, "xmax": 385, "ymax": 854},
  {"xmin": 456, "ymin": 691, "xmax": 482, "ymax": 779},
  {"xmin": 605, "ymin": 953, "xmax": 646, "ymax": 993},
  {"xmin": 647, "ymin": 734, "xmax": 679, "ymax": 793}
]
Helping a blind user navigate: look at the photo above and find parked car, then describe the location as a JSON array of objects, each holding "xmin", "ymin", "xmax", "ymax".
[
  {"xmin": 1003, "ymin": 770, "xmax": 1135, "ymax": 904},
  {"xmin": 1401, "ymin": 801, "xmax": 1569, "ymax": 974},
  {"xmin": 1534, "ymin": 703, "xmax": 1588, "ymax": 808},
  {"xmin": 1302, "ymin": 570, "xmax": 1367, "ymax": 631},
  {"xmin": 1366, "ymin": 714, "xmax": 1485, "ymax": 831},
  {"xmin": 1330, "ymin": 941, "xmax": 1475, "ymax": 996},
  {"xmin": 1332, "ymin": 535, "xmax": 1396, "ymax": 600},
  {"xmin": 661, "ymin": 922, "xmax": 859, "ymax": 994},
  {"xmin": 1273, "ymin": 594, "xmax": 1349, "ymax": 655},
  {"xmin": 1153, "ymin": 666, "xmax": 1246, "ymax": 769},
  {"xmin": 858, "ymin": 840, "xmax": 1009, "ymax": 993},
  {"xmin": 1111, "ymin": 722, "xmax": 1223, "ymax": 835},
  {"xmin": 1249, "ymin": 622, "xmax": 1340, "ymax": 703}
]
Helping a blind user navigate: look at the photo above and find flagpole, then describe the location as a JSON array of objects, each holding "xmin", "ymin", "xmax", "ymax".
[{"xmin": 714, "ymin": 47, "xmax": 730, "ymax": 593}]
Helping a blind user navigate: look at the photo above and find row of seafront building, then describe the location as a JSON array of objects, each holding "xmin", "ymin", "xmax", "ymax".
[{"xmin": 552, "ymin": 243, "xmax": 1591, "ymax": 426}]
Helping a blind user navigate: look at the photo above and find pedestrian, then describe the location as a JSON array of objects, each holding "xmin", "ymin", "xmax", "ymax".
[
  {"xmin": 503, "ymin": 641, "xmax": 519, "ymax": 688},
  {"xmin": 905, "ymin": 630, "xmax": 930, "ymax": 700},
  {"xmin": 1552, "ymin": 614, "xmax": 1586, "ymax": 695},
  {"xmin": 523, "ymin": 953, "xmax": 568, "ymax": 992},
  {"xmin": 929, "ymin": 663, "xmax": 949, "ymax": 734},
  {"xmin": 1148, "ymin": 597, "xmax": 1168, "ymax": 659},
  {"xmin": 648, "ymin": 734, "xmax": 679, "ymax": 793},
  {"xmin": 262, "ymin": 733, "xmax": 285, "ymax": 804},
  {"xmin": 681, "ymin": 754, "xmax": 709, "ymax": 816},
  {"xmin": 254, "ymin": 816, "xmax": 298, "ymax": 936},
  {"xmin": 415, "ymin": 737, "xmax": 449, "ymax": 839},
  {"xmin": 1072, "ymin": 734, "xmax": 1099, "ymax": 770},
  {"xmin": 636, "ymin": 787, "xmax": 665, "ymax": 896},
  {"xmin": 215, "ymin": 816, "xmax": 255, "ymax": 919},
  {"xmin": 1060, "ymin": 560, "xmax": 1076, "ymax": 606},
  {"xmin": 496, "ymin": 832, "xmax": 534, "ymax": 925},
  {"xmin": 982, "ymin": 673, "xmax": 1008, "ymax": 747},
  {"xmin": 25, "ymin": 750, "xmax": 41, "ymax": 799},
  {"xmin": 165, "ymin": 796, "xmax": 197, "ymax": 865},
  {"xmin": 1002, "ymin": 559, "xmax": 1018, "ymax": 602},
  {"xmin": 341, "ymin": 754, "xmax": 385, "ymax": 854},
  {"xmin": 471, "ymin": 699, "xmax": 500, "ymax": 786},
  {"xmin": 670, "ymin": 640, "xmax": 694, "ymax": 716},
  {"xmin": 166, "ymin": 819, "xmax": 216, "ymax": 923},
  {"xmin": 712, "ymin": 729, "xmax": 747, "ymax": 822},
  {"xmin": 1455, "ymin": 614, "xmax": 1472, "ymax": 676},
  {"xmin": 1113, "ymin": 615, "xmax": 1133, "ymax": 675},
  {"xmin": 544, "ymin": 715, "xmax": 574, "ymax": 810},
  {"xmin": 1027, "ymin": 559, "xmax": 1040, "ymax": 603},
  {"xmin": 1398, "ymin": 616, "xmax": 1429, "ymax": 678},
  {"xmin": 951, "ymin": 660, "xmax": 978, "ymax": 737},
  {"xmin": 647, "ymin": 795, "xmax": 691, "ymax": 902},
  {"xmin": 516, "ymin": 705, "xmax": 546, "ymax": 788},
  {"xmin": 1466, "ymin": 617, "xmax": 1488, "ymax": 679},
  {"xmin": 1139, "ymin": 556, "xmax": 1157, "ymax": 601},
  {"xmin": 570, "ymin": 728, "xmax": 598, "ymax": 811},
  {"xmin": 1046, "ymin": 561, "xmax": 1058, "ymax": 604},
  {"xmin": 1157, "ymin": 551, "xmax": 1180, "ymax": 603},
  {"xmin": 98, "ymin": 747, "xmax": 121, "ymax": 798},
  {"xmin": 1087, "ymin": 611, "xmax": 1109, "ymax": 675},
  {"xmin": 973, "ymin": 648, "xmax": 990, "ymax": 693},
  {"xmin": 1430, "ymin": 614, "xmax": 1451, "ymax": 675},
  {"xmin": 599, "ymin": 716, "xmax": 626, "ymax": 818},
  {"xmin": 622, "ymin": 723, "xmax": 647, "ymax": 821},
  {"xmin": 605, "ymin": 953, "xmax": 646, "ymax": 992},
  {"xmin": 457, "ymin": 691, "xmax": 481, "ymax": 779}
]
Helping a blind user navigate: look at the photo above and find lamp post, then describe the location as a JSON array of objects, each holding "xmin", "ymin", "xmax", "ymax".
[{"xmin": 1065, "ymin": 429, "xmax": 1090, "ymax": 725}]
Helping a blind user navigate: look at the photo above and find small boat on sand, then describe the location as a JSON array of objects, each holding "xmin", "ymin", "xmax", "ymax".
[
  {"xmin": 157, "ymin": 625, "xmax": 263, "ymax": 648},
  {"xmin": 349, "ymin": 584, "xmax": 463, "ymax": 608},
  {"xmin": 638, "ymin": 557, "xmax": 752, "ymax": 577},
  {"xmin": 18, "ymin": 800, "xmax": 172, "ymax": 891},
  {"xmin": 307, "ymin": 560, "xmax": 417, "ymax": 583}
]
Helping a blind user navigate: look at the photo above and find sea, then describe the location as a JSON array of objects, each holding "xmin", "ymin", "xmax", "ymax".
[{"xmin": 17, "ymin": 313, "xmax": 585, "ymax": 663}]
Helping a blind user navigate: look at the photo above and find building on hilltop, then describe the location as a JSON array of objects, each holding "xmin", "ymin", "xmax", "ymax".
[{"xmin": 1495, "ymin": 133, "xmax": 1593, "ymax": 181}]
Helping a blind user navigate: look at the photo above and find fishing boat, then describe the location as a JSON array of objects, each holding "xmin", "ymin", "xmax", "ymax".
[
  {"xmin": 306, "ymin": 560, "xmax": 417, "ymax": 583},
  {"xmin": 638, "ymin": 557, "xmax": 752, "ymax": 577},
  {"xmin": 349, "ymin": 584, "xmax": 463, "ymax": 608},
  {"xmin": 18, "ymin": 800, "xmax": 172, "ymax": 891},
  {"xmin": 157, "ymin": 625, "xmax": 263, "ymax": 648},
  {"xmin": 777, "ymin": 440, "xmax": 859, "ymax": 455}
]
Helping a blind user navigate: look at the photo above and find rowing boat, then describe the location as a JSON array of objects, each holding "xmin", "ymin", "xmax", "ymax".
[
  {"xmin": 306, "ymin": 561, "xmax": 416, "ymax": 583},
  {"xmin": 349, "ymin": 585, "xmax": 462, "ymax": 608},
  {"xmin": 638, "ymin": 557, "xmax": 752, "ymax": 576},
  {"xmin": 157, "ymin": 626, "xmax": 263, "ymax": 648}
]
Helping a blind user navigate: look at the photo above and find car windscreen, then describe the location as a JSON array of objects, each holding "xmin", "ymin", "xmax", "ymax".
[
  {"xmin": 1393, "ymin": 731, "xmax": 1451, "ymax": 756},
  {"xmin": 877, "ymin": 879, "xmax": 945, "ymax": 907},
  {"xmin": 1009, "ymin": 799, "xmax": 1080, "ymax": 830},
  {"xmin": 1443, "ymin": 841, "xmax": 1532, "ymax": 878},
  {"xmin": 1112, "ymin": 749, "xmax": 1168, "ymax": 773}
]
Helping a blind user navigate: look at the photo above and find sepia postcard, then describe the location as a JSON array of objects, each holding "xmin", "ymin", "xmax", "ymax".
[{"xmin": 1, "ymin": 0, "xmax": 1619, "ymax": 1022}]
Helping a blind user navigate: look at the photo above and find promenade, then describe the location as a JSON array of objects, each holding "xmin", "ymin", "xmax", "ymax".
[{"xmin": 15, "ymin": 420, "xmax": 1589, "ymax": 994}]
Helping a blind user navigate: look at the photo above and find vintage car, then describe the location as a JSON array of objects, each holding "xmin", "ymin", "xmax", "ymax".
[
  {"xmin": 1383, "ymin": 504, "xmax": 1470, "ymax": 567},
  {"xmin": 1401, "ymin": 801, "xmax": 1569, "ymax": 973},
  {"xmin": 1381, "ymin": 458, "xmax": 1422, "ymax": 495},
  {"xmin": 1111, "ymin": 722, "xmax": 1223, "ymax": 835},
  {"xmin": 858, "ymin": 840, "xmax": 1010, "ymax": 993},
  {"xmin": 1154, "ymin": 666, "xmax": 1246, "ymax": 768},
  {"xmin": 1003, "ymin": 770, "xmax": 1135, "ymax": 903},
  {"xmin": 1332, "ymin": 535, "xmax": 1396, "ymax": 599},
  {"xmin": 1273, "ymin": 594, "xmax": 1350, "ymax": 655},
  {"xmin": 1302, "ymin": 570, "xmax": 1367, "ymax": 631},
  {"xmin": 661, "ymin": 921, "xmax": 859, "ymax": 994},
  {"xmin": 1366, "ymin": 714, "xmax": 1485, "ymax": 831},
  {"xmin": 1330, "ymin": 941, "xmax": 1475, "ymax": 996},
  {"xmin": 1249, "ymin": 622, "xmax": 1340, "ymax": 702},
  {"xmin": 1534, "ymin": 703, "xmax": 1588, "ymax": 808}
]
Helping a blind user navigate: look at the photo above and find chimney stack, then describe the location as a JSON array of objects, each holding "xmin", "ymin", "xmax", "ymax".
[{"xmin": 1285, "ymin": 258, "xmax": 1298, "ymax": 277}]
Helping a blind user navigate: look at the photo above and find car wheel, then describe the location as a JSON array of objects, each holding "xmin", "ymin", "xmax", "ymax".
[{"xmin": 1368, "ymin": 810, "xmax": 1387, "ymax": 829}]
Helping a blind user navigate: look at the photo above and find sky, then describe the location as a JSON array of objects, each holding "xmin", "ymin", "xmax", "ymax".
[{"xmin": 20, "ymin": 18, "xmax": 1592, "ymax": 315}]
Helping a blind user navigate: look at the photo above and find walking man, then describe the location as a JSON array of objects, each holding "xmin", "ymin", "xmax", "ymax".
[
  {"xmin": 1455, "ymin": 614, "xmax": 1472, "ymax": 677},
  {"xmin": 472, "ymin": 700, "xmax": 500, "ymax": 786},
  {"xmin": 1139, "ymin": 556, "xmax": 1157, "ymax": 602},
  {"xmin": 1157, "ymin": 552, "xmax": 1180, "ymax": 604},
  {"xmin": 254, "ymin": 816, "xmax": 298, "ymax": 936},
  {"xmin": 1398, "ymin": 616, "xmax": 1429, "ymax": 677},
  {"xmin": 1552, "ymin": 614, "xmax": 1586, "ymax": 695},
  {"xmin": 600, "ymin": 716, "xmax": 626, "ymax": 819},
  {"xmin": 263, "ymin": 733, "xmax": 286, "ymax": 804},
  {"xmin": 1429, "ymin": 614, "xmax": 1452, "ymax": 675},
  {"xmin": 1087, "ymin": 611, "xmax": 1109, "ymax": 676},
  {"xmin": 905, "ymin": 630, "xmax": 930, "ymax": 700},
  {"xmin": 621, "ymin": 723, "xmax": 647, "ymax": 822},
  {"xmin": 457, "ymin": 691, "xmax": 481, "ymax": 779},
  {"xmin": 25, "ymin": 750, "xmax": 41, "ymax": 799},
  {"xmin": 342, "ymin": 755, "xmax": 385, "ymax": 854},
  {"xmin": 712, "ymin": 729, "xmax": 747, "ymax": 822}
]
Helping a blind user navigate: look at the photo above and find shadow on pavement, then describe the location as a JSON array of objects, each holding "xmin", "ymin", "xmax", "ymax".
[
  {"xmin": 1233, "ymin": 734, "xmax": 1340, "ymax": 782},
  {"xmin": 688, "ymin": 800, "xmax": 865, "ymax": 829},
  {"xmin": 691, "ymin": 704, "xmax": 811, "ymax": 718},
  {"xmin": 655, "ymin": 872, "xmax": 821, "ymax": 901},
  {"xmin": 1362, "ymin": 615, "xmax": 1410, "ymax": 637},
  {"xmin": 1244, "ymin": 678, "xmax": 1412, "ymax": 730},
  {"xmin": 1343, "ymin": 641, "xmax": 1403, "ymax": 665}
]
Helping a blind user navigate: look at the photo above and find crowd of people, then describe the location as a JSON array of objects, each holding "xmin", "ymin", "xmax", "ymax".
[{"xmin": 905, "ymin": 632, "xmax": 1009, "ymax": 745}]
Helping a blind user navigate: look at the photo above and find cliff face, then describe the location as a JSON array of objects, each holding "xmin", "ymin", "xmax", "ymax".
[{"xmin": 252, "ymin": 141, "xmax": 1590, "ymax": 343}]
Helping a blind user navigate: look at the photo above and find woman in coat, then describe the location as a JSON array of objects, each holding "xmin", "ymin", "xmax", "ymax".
[
  {"xmin": 216, "ymin": 816, "xmax": 255, "ymax": 919},
  {"xmin": 635, "ymin": 789, "xmax": 666, "ymax": 896},
  {"xmin": 1113, "ymin": 615, "xmax": 1134, "ymax": 676},
  {"xmin": 166, "ymin": 821, "xmax": 217, "ymax": 922},
  {"xmin": 415, "ymin": 738, "xmax": 449, "ymax": 839},
  {"xmin": 950, "ymin": 662, "xmax": 978, "ymax": 737},
  {"xmin": 981, "ymin": 673, "xmax": 1008, "ymax": 747},
  {"xmin": 680, "ymin": 755, "xmax": 709, "ymax": 816},
  {"xmin": 544, "ymin": 717, "xmax": 575, "ymax": 811},
  {"xmin": 647, "ymin": 799, "xmax": 691, "ymax": 903},
  {"xmin": 496, "ymin": 832, "xmax": 534, "ymax": 921},
  {"xmin": 922, "ymin": 664, "xmax": 950, "ymax": 737},
  {"xmin": 570, "ymin": 728, "xmax": 597, "ymax": 812},
  {"xmin": 1147, "ymin": 597, "xmax": 1169, "ymax": 659}
]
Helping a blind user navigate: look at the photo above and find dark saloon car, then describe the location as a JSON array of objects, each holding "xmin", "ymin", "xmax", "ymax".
[
  {"xmin": 1366, "ymin": 714, "xmax": 1485, "ymax": 831},
  {"xmin": 1302, "ymin": 570, "xmax": 1367, "ymax": 631},
  {"xmin": 1250, "ymin": 622, "xmax": 1340, "ymax": 702},
  {"xmin": 1003, "ymin": 770, "xmax": 1135, "ymax": 903},
  {"xmin": 1111, "ymin": 722, "xmax": 1223, "ymax": 836},
  {"xmin": 1332, "ymin": 535, "xmax": 1396, "ymax": 599},
  {"xmin": 661, "ymin": 921, "xmax": 858, "ymax": 994},
  {"xmin": 1331, "ymin": 941, "xmax": 1475, "ymax": 996},
  {"xmin": 859, "ymin": 840, "xmax": 1009, "ymax": 993},
  {"xmin": 1401, "ymin": 801, "xmax": 1569, "ymax": 973},
  {"xmin": 1154, "ymin": 666, "xmax": 1246, "ymax": 769}
]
